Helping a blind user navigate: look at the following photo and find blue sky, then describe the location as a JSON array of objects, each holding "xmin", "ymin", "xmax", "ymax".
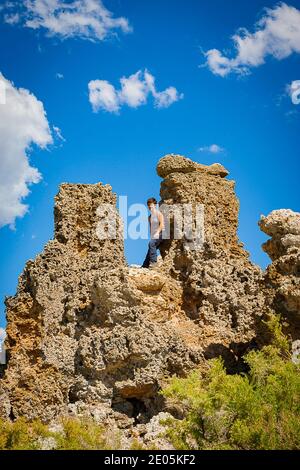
[{"xmin": 0, "ymin": 0, "xmax": 299, "ymax": 329}]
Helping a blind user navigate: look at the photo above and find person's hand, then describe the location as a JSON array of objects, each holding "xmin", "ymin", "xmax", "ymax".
[{"xmin": 153, "ymin": 231, "xmax": 159, "ymax": 239}]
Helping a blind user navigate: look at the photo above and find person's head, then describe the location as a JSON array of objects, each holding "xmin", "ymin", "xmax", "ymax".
[{"xmin": 147, "ymin": 197, "xmax": 157, "ymax": 211}]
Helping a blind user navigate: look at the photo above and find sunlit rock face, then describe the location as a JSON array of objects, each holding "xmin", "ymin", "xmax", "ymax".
[
  {"xmin": 1, "ymin": 154, "xmax": 296, "ymax": 430},
  {"xmin": 157, "ymin": 154, "xmax": 265, "ymax": 352},
  {"xmin": 0, "ymin": 183, "xmax": 125, "ymax": 422},
  {"xmin": 259, "ymin": 209, "xmax": 300, "ymax": 340}
]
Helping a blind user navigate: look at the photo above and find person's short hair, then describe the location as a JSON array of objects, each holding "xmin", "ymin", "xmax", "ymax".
[{"xmin": 147, "ymin": 197, "xmax": 157, "ymax": 206}]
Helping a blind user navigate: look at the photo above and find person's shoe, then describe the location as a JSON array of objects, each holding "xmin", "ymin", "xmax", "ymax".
[{"xmin": 149, "ymin": 262, "xmax": 158, "ymax": 269}]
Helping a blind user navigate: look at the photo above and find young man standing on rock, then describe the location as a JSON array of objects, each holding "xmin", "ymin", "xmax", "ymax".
[{"xmin": 142, "ymin": 197, "xmax": 165, "ymax": 269}]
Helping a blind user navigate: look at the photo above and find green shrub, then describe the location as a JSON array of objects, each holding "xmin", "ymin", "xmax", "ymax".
[
  {"xmin": 0, "ymin": 418, "xmax": 51, "ymax": 450},
  {"xmin": 162, "ymin": 315, "xmax": 300, "ymax": 450},
  {"xmin": 0, "ymin": 416, "xmax": 118, "ymax": 450},
  {"xmin": 55, "ymin": 417, "xmax": 110, "ymax": 450}
]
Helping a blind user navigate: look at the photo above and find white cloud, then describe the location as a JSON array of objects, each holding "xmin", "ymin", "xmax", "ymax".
[
  {"xmin": 0, "ymin": 72, "xmax": 53, "ymax": 229},
  {"xmin": 287, "ymin": 80, "xmax": 300, "ymax": 104},
  {"xmin": 0, "ymin": 327, "xmax": 6, "ymax": 364},
  {"xmin": 205, "ymin": 3, "xmax": 300, "ymax": 76},
  {"xmin": 144, "ymin": 70, "xmax": 182, "ymax": 108},
  {"xmin": 53, "ymin": 125, "xmax": 65, "ymax": 141},
  {"xmin": 88, "ymin": 69, "xmax": 183, "ymax": 113},
  {"xmin": 88, "ymin": 79, "xmax": 120, "ymax": 113},
  {"xmin": 3, "ymin": 0, "xmax": 132, "ymax": 42},
  {"xmin": 198, "ymin": 144, "xmax": 225, "ymax": 154},
  {"xmin": 119, "ymin": 71, "xmax": 148, "ymax": 108},
  {"xmin": 55, "ymin": 72, "xmax": 64, "ymax": 79},
  {"xmin": 4, "ymin": 11, "xmax": 19, "ymax": 24}
]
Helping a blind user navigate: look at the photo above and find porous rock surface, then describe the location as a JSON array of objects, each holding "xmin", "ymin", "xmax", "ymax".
[
  {"xmin": 259, "ymin": 209, "xmax": 300, "ymax": 338},
  {"xmin": 0, "ymin": 155, "xmax": 299, "ymax": 441}
]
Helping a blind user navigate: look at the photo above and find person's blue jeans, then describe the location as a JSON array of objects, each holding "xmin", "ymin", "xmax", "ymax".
[{"xmin": 142, "ymin": 233, "xmax": 163, "ymax": 267}]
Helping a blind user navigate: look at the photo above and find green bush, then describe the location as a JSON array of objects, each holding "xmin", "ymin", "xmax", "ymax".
[
  {"xmin": 162, "ymin": 315, "xmax": 300, "ymax": 450},
  {"xmin": 55, "ymin": 417, "xmax": 113, "ymax": 450},
  {"xmin": 0, "ymin": 418, "xmax": 51, "ymax": 450},
  {"xmin": 0, "ymin": 416, "xmax": 118, "ymax": 450}
]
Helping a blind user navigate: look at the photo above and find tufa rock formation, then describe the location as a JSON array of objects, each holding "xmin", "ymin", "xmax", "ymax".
[
  {"xmin": 0, "ymin": 154, "xmax": 299, "ymax": 434},
  {"xmin": 259, "ymin": 209, "xmax": 300, "ymax": 343}
]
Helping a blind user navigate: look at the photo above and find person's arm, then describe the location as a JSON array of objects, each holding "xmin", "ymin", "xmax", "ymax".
[{"xmin": 153, "ymin": 211, "xmax": 164, "ymax": 238}]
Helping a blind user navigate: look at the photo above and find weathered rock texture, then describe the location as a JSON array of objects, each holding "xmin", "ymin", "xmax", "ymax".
[
  {"xmin": 157, "ymin": 155, "xmax": 266, "ymax": 362},
  {"xmin": 0, "ymin": 154, "xmax": 299, "ymax": 433},
  {"xmin": 0, "ymin": 183, "xmax": 125, "ymax": 422},
  {"xmin": 259, "ymin": 209, "xmax": 300, "ymax": 339}
]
